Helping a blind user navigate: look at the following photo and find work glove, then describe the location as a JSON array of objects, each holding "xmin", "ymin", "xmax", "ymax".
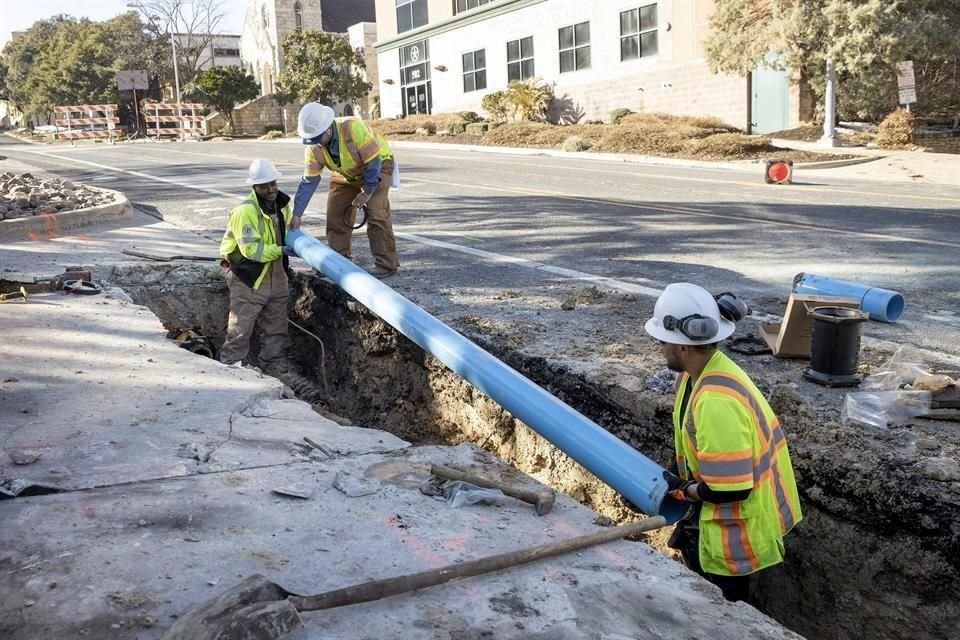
[
  {"xmin": 352, "ymin": 191, "xmax": 372, "ymax": 209},
  {"xmin": 281, "ymin": 246, "xmax": 296, "ymax": 257},
  {"xmin": 663, "ymin": 470, "xmax": 695, "ymax": 502}
]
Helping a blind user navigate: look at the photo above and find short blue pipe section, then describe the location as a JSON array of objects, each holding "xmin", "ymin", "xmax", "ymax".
[
  {"xmin": 793, "ymin": 272, "xmax": 904, "ymax": 323},
  {"xmin": 288, "ymin": 230, "xmax": 686, "ymax": 523}
]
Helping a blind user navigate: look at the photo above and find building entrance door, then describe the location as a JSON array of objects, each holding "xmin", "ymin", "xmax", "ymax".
[
  {"xmin": 400, "ymin": 39, "xmax": 432, "ymax": 116},
  {"xmin": 403, "ymin": 83, "xmax": 431, "ymax": 116}
]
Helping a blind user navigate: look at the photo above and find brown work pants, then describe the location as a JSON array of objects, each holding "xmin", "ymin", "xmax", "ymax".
[
  {"xmin": 219, "ymin": 262, "xmax": 289, "ymax": 367},
  {"xmin": 326, "ymin": 159, "xmax": 398, "ymax": 271}
]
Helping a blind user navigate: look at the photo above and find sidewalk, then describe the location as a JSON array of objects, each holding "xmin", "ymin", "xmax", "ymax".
[{"xmin": 769, "ymin": 137, "xmax": 960, "ymax": 185}]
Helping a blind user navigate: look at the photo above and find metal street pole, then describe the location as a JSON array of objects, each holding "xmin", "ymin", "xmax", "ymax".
[
  {"xmin": 171, "ymin": 35, "xmax": 185, "ymax": 141},
  {"xmin": 820, "ymin": 58, "xmax": 839, "ymax": 147}
]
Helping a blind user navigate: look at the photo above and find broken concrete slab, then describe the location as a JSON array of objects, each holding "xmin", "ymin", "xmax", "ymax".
[
  {"xmin": 0, "ymin": 292, "xmax": 291, "ymax": 490},
  {"xmin": 0, "ymin": 444, "xmax": 802, "ymax": 640}
]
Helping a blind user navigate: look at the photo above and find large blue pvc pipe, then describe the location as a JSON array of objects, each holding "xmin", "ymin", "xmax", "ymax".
[
  {"xmin": 793, "ymin": 272, "xmax": 904, "ymax": 323},
  {"xmin": 288, "ymin": 230, "xmax": 686, "ymax": 522}
]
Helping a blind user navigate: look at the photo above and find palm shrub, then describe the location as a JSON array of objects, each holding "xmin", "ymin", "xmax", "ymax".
[{"xmin": 504, "ymin": 79, "xmax": 553, "ymax": 122}]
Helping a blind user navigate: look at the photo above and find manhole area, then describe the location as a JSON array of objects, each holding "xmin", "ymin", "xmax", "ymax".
[{"xmin": 113, "ymin": 265, "xmax": 959, "ymax": 640}]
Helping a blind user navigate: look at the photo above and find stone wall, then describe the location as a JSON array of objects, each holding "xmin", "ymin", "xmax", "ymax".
[{"xmin": 204, "ymin": 94, "xmax": 292, "ymax": 136}]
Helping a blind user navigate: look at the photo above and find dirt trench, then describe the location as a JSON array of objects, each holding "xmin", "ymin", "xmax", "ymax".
[{"xmin": 113, "ymin": 264, "xmax": 960, "ymax": 640}]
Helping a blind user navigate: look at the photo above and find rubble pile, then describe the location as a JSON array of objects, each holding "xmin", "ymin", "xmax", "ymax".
[{"xmin": 0, "ymin": 172, "xmax": 114, "ymax": 220}]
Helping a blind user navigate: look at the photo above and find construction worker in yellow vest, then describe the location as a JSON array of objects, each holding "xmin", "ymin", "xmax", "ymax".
[
  {"xmin": 643, "ymin": 283, "xmax": 802, "ymax": 602},
  {"xmin": 291, "ymin": 103, "xmax": 399, "ymax": 279},
  {"xmin": 218, "ymin": 158, "xmax": 295, "ymax": 373}
]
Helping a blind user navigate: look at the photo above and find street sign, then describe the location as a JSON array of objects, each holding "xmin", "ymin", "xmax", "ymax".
[
  {"xmin": 896, "ymin": 61, "xmax": 917, "ymax": 106},
  {"xmin": 117, "ymin": 70, "xmax": 149, "ymax": 91},
  {"xmin": 896, "ymin": 61, "xmax": 915, "ymax": 89}
]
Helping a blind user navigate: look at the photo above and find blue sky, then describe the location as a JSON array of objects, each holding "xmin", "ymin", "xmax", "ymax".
[{"xmin": 2, "ymin": 0, "xmax": 248, "ymax": 47}]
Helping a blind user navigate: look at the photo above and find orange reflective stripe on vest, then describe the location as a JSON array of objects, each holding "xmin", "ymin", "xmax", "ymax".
[{"xmin": 698, "ymin": 373, "xmax": 799, "ymax": 533}]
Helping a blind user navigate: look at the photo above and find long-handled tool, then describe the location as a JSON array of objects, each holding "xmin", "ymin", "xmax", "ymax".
[
  {"xmin": 122, "ymin": 249, "xmax": 220, "ymax": 262},
  {"xmin": 430, "ymin": 463, "xmax": 556, "ymax": 515},
  {"xmin": 161, "ymin": 516, "xmax": 666, "ymax": 640}
]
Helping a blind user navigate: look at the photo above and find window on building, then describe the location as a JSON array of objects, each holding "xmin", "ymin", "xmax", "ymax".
[
  {"xmin": 506, "ymin": 36, "xmax": 534, "ymax": 82},
  {"xmin": 294, "ymin": 2, "xmax": 303, "ymax": 31},
  {"xmin": 620, "ymin": 4, "xmax": 658, "ymax": 61},
  {"xmin": 214, "ymin": 47, "xmax": 240, "ymax": 57},
  {"xmin": 462, "ymin": 49, "xmax": 486, "ymax": 92},
  {"xmin": 558, "ymin": 22, "xmax": 590, "ymax": 72},
  {"xmin": 261, "ymin": 4, "xmax": 268, "ymax": 29},
  {"xmin": 454, "ymin": 0, "xmax": 493, "ymax": 14},
  {"xmin": 396, "ymin": 0, "xmax": 428, "ymax": 34}
]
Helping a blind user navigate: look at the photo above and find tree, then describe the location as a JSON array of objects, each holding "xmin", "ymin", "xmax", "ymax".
[
  {"xmin": 0, "ymin": 13, "xmax": 167, "ymax": 123},
  {"xmin": 277, "ymin": 30, "xmax": 372, "ymax": 106},
  {"xmin": 127, "ymin": 0, "xmax": 226, "ymax": 85},
  {"xmin": 705, "ymin": 0, "xmax": 960, "ymax": 122},
  {"xmin": 188, "ymin": 66, "xmax": 259, "ymax": 131}
]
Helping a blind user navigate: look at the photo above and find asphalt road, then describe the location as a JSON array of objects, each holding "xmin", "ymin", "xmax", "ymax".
[{"xmin": 3, "ymin": 135, "xmax": 959, "ymax": 357}]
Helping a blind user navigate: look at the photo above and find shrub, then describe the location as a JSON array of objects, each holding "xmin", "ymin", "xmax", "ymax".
[
  {"xmin": 505, "ymin": 79, "xmax": 553, "ymax": 122},
  {"xmin": 441, "ymin": 122, "xmax": 468, "ymax": 135},
  {"xmin": 875, "ymin": 108, "xmax": 915, "ymax": 148},
  {"xmin": 262, "ymin": 130, "xmax": 284, "ymax": 140},
  {"xmin": 609, "ymin": 108, "xmax": 633, "ymax": 124},
  {"xmin": 481, "ymin": 91, "xmax": 510, "ymax": 122},
  {"xmin": 561, "ymin": 135, "xmax": 592, "ymax": 152},
  {"xmin": 465, "ymin": 122, "xmax": 491, "ymax": 135},
  {"xmin": 457, "ymin": 111, "xmax": 482, "ymax": 123}
]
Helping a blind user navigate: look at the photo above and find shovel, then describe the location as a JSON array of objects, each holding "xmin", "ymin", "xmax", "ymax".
[
  {"xmin": 161, "ymin": 516, "xmax": 666, "ymax": 640},
  {"xmin": 122, "ymin": 249, "xmax": 220, "ymax": 262}
]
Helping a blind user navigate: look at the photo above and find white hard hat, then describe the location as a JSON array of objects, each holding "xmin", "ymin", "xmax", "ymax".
[
  {"xmin": 644, "ymin": 283, "xmax": 735, "ymax": 345},
  {"xmin": 298, "ymin": 102, "xmax": 335, "ymax": 141},
  {"xmin": 245, "ymin": 158, "xmax": 282, "ymax": 185}
]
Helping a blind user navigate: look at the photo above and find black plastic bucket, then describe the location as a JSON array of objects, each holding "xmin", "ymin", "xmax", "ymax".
[{"xmin": 803, "ymin": 306, "xmax": 869, "ymax": 387}]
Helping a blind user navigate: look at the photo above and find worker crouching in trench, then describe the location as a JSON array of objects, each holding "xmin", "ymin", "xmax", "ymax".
[{"xmin": 218, "ymin": 158, "xmax": 296, "ymax": 375}]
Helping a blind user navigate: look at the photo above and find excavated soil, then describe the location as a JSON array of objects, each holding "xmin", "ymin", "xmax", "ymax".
[{"xmin": 112, "ymin": 264, "xmax": 960, "ymax": 640}]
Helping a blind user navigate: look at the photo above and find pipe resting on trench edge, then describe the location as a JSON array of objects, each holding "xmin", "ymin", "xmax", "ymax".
[{"xmin": 288, "ymin": 230, "xmax": 687, "ymax": 523}]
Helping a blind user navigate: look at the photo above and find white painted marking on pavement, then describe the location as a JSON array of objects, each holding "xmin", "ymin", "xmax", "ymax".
[
  {"xmin": 399, "ymin": 232, "xmax": 662, "ymax": 297},
  {"xmin": 13, "ymin": 149, "xmax": 238, "ymax": 198}
]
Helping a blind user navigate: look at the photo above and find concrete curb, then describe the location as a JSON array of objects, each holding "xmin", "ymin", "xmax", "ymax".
[
  {"xmin": 792, "ymin": 154, "xmax": 884, "ymax": 170},
  {"xmin": 274, "ymin": 136, "xmax": 869, "ymax": 173},
  {"xmin": 0, "ymin": 187, "xmax": 134, "ymax": 240}
]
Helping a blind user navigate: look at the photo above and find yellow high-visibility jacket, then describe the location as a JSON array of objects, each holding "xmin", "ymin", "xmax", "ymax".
[
  {"xmin": 303, "ymin": 117, "xmax": 392, "ymax": 183},
  {"xmin": 219, "ymin": 190, "xmax": 292, "ymax": 289},
  {"xmin": 673, "ymin": 350, "xmax": 803, "ymax": 576}
]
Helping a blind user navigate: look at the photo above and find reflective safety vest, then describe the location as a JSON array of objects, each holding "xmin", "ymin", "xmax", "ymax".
[
  {"xmin": 219, "ymin": 190, "xmax": 292, "ymax": 289},
  {"xmin": 303, "ymin": 117, "xmax": 392, "ymax": 183},
  {"xmin": 673, "ymin": 350, "xmax": 802, "ymax": 576}
]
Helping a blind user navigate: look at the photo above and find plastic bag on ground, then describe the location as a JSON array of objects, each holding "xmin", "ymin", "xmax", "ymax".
[
  {"xmin": 859, "ymin": 345, "xmax": 934, "ymax": 392},
  {"xmin": 842, "ymin": 391, "xmax": 932, "ymax": 429},
  {"xmin": 441, "ymin": 480, "xmax": 506, "ymax": 508}
]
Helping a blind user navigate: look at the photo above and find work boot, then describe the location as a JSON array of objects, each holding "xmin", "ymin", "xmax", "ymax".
[
  {"xmin": 366, "ymin": 265, "xmax": 397, "ymax": 279},
  {"xmin": 262, "ymin": 358, "xmax": 294, "ymax": 377}
]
